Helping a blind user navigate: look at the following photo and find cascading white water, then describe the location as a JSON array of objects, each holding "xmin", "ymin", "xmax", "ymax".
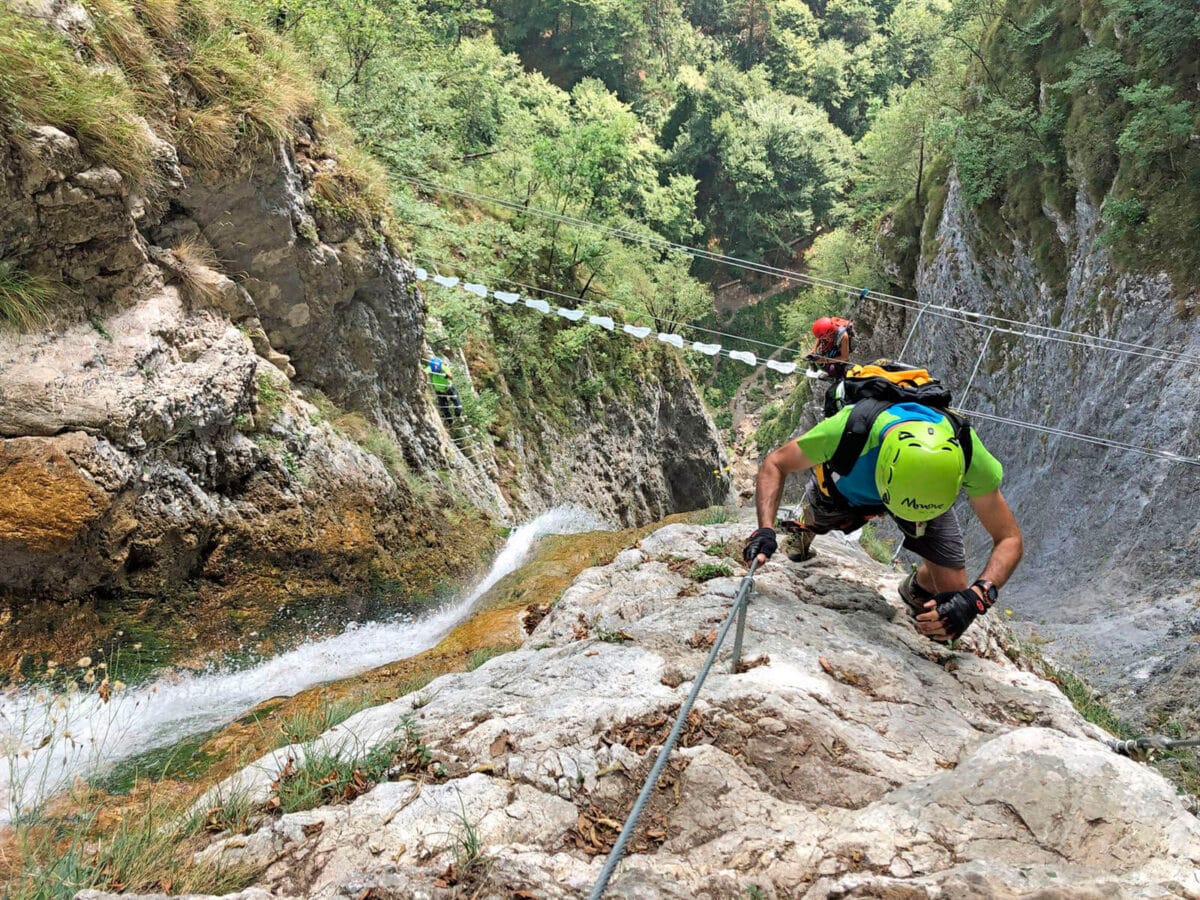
[{"xmin": 0, "ymin": 505, "xmax": 606, "ymax": 824}]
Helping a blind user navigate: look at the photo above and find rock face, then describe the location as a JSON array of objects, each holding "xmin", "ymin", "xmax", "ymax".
[
  {"xmin": 184, "ymin": 523, "xmax": 1200, "ymax": 898},
  {"xmin": 0, "ymin": 105, "xmax": 491, "ymax": 616},
  {"xmin": 862, "ymin": 171, "xmax": 1200, "ymax": 723},
  {"xmin": 500, "ymin": 353, "xmax": 732, "ymax": 528},
  {"xmin": 158, "ymin": 134, "xmax": 440, "ymax": 467},
  {"xmin": 0, "ymin": 284, "xmax": 490, "ymax": 607}
]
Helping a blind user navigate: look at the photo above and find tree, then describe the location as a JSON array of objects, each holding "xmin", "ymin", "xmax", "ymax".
[
  {"xmin": 707, "ymin": 93, "xmax": 854, "ymax": 258},
  {"xmin": 1116, "ymin": 81, "xmax": 1194, "ymax": 172}
]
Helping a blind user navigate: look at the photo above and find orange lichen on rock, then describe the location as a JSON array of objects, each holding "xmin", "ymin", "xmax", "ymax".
[{"xmin": 0, "ymin": 436, "xmax": 112, "ymax": 549}]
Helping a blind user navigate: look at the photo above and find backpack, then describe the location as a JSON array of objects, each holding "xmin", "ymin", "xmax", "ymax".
[
  {"xmin": 824, "ymin": 361, "xmax": 973, "ymax": 477},
  {"xmin": 832, "ymin": 318, "xmax": 856, "ymax": 353}
]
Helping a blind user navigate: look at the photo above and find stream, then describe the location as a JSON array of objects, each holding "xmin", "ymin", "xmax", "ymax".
[{"xmin": 0, "ymin": 505, "xmax": 606, "ymax": 824}]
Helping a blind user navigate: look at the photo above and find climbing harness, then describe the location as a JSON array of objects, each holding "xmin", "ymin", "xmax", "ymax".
[{"xmin": 588, "ymin": 559, "xmax": 760, "ymax": 899}]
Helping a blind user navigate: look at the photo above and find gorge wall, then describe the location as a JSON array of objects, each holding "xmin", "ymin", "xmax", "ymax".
[{"xmin": 862, "ymin": 170, "xmax": 1200, "ymax": 725}]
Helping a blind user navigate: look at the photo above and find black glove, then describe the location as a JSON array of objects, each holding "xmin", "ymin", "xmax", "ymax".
[
  {"xmin": 804, "ymin": 352, "xmax": 819, "ymax": 361},
  {"xmin": 743, "ymin": 527, "xmax": 777, "ymax": 563},
  {"xmin": 933, "ymin": 589, "xmax": 986, "ymax": 640}
]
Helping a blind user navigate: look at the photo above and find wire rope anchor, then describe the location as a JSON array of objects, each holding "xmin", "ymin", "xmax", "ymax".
[
  {"xmin": 1107, "ymin": 735, "xmax": 1200, "ymax": 756},
  {"xmin": 588, "ymin": 559, "xmax": 760, "ymax": 899}
]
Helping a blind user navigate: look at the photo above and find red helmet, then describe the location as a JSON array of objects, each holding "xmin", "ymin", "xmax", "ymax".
[{"xmin": 812, "ymin": 317, "xmax": 836, "ymax": 339}]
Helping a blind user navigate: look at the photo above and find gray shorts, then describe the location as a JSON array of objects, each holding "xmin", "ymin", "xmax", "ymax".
[{"xmin": 802, "ymin": 474, "xmax": 966, "ymax": 570}]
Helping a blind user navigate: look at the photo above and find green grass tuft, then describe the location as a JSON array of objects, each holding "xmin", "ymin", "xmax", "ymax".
[
  {"xmin": 466, "ymin": 644, "xmax": 519, "ymax": 672},
  {"xmin": 0, "ymin": 260, "xmax": 58, "ymax": 329},
  {"xmin": 858, "ymin": 522, "xmax": 895, "ymax": 566},
  {"xmin": 0, "ymin": 6, "xmax": 154, "ymax": 184},
  {"xmin": 272, "ymin": 717, "xmax": 433, "ymax": 815},
  {"xmin": 690, "ymin": 562, "xmax": 733, "ymax": 582}
]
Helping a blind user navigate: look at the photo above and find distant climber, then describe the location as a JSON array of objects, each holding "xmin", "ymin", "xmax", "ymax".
[
  {"xmin": 806, "ymin": 316, "xmax": 854, "ymax": 380},
  {"xmin": 428, "ymin": 356, "xmax": 463, "ymax": 425},
  {"xmin": 743, "ymin": 364, "xmax": 1023, "ymax": 643}
]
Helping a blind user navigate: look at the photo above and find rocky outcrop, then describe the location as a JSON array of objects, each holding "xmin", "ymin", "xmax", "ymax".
[
  {"xmin": 178, "ymin": 523, "xmax": 1200, "ymax": 898},
  {"xmin": 861, "ymin": 171, "xmax": 1200, "ymax": 723},
  {"xmin": 499, "ymin": 353, "xmax": 732, "ymax": 528},
  {"xmin": 0, "ymin": 107, "xmax": 492, "ymax": 621},
  {"xmin": 156, "ymin": 133, "xmax": 440, "ymax": 466},
  {"xmin": 0, "ymin": 283, "xmax": 495, "ymax": 613}
]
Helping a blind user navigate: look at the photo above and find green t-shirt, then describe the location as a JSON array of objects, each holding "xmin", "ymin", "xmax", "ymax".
[
  {"xmin": 429, "ymin": 367, "xmax": 452, "ymax": 393},
  {"xmin": 796, "ymin": 403, "xmax": 1003, "ymax": 506}
]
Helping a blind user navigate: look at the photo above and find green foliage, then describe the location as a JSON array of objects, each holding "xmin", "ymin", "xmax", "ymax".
[
  {"xmin": 277, "ymin": 697, "xmax": 376, "ymax": 745},
  {"xmin": 753, "ymin": 378, "xmax": 809, "ymax": 453},
  {"xmin": 857, "ymin": 521, "xmax": 894, "ymax": 564},
  {"xmin": 669, "ymin": 62, "xmax": 853, "ymax": 259},
  {"xmin": 697, "ymin": 505, "xmax": 733, "ymax": 524},
  {"xmin": 1098, "ymin": 196, "xmax": 1145, "ymax": 246},
  {"xmin": 690, "ymin": 561, "xmax": 733, "ymax": 581},
  {"xmin": 466, "ymin": 643, "xmax": 519, "ymax": 671},
  {"xmin": 5, "ymin": 776, "xmax": 260, "ymax": 897},
  {"xmin": 0, "ymin": 5, "xmax": 153, "ymax": 183},
  {"xmin": 1115, "ymin": 81, "xmax": 1193, "ymax": 170},
  {"xmin": 0, "ymin": 261, "xmax": 58, "ymax": 329},
  {"xmin": 593, "ymin": 624, "xmax": 635, "ymax": 643},
  {"xmin": 273, "ymin": 719, "xmax": 430, "ymax": 814},
  {"xmin": 781, "ymin": 228, "xmax": 883, "ymax": 341},
  {"xmin": 255, "ymin": 372, "xmax": 286, "ymax": 422},
  {"xmin": 460, "ymin": 383, "xmax": 500, "ymax": 433}
]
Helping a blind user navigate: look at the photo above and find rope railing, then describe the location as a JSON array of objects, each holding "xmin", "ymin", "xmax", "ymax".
[{"xmin": 589, "ymin": 559, "xmax": 760, "ymax": 899}]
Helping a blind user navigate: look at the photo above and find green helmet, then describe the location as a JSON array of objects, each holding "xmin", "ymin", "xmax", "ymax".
[{"xmin": 875, "ymin": 419, "xmax": 965, "ymax": 521}]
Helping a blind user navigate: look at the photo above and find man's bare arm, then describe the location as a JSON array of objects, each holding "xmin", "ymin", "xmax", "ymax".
[
  {"xmin": 755, "ymin": 442, "xmax": 816, "ymax": 529},
  {"xmin": 967, "ymin": 488, "xmax": 1023, "ymax": 588}
]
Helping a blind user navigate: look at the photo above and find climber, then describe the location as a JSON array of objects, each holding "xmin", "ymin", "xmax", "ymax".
[
  {"xmin": 806, "ymin": 316, "xmax": 854, "ymax": 380},
  {"xmin": 428, "ymin": 356, "xmax": 463, "ymax": 425},
  {"xmin": 743, "ymin": 403, "xmax": 1022, "ymax": 643}
]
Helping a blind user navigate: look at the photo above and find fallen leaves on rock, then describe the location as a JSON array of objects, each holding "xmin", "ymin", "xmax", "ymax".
[
  {"xmin": 523, "ymin": 603, "xmax": 551, "ymax": 634},
  {"xmin": 734, "ymin": 654, "xmax": 770, "ymax": 673},
  {"xmin": 818, "ymin": 656, "xmax": 864, "ymax": 687},
  {"xmin": 686, "ymin": 629, "xmax": 716, "ymax": 650},
  {"xmin": 490, "ymin": 731, "xmax": 514, "ymax": 757}
]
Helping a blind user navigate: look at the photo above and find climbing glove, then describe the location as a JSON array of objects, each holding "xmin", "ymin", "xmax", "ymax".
[
  {"xmin": 931, "ymin": 589, "xmax": 985, "ymax": 641},
  {"xmin": 743, "ymin": 527, "xmax": 778, "ymax": 564}
]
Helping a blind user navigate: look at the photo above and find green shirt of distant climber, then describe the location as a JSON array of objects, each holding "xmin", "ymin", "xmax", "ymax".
[
  {"xmin": 429, "ymin": 366, "xmax": 452, "ymax": 393},
  {"xmin": 796, "ymin": 402, "xmax": 1004, "ymax": 508}
]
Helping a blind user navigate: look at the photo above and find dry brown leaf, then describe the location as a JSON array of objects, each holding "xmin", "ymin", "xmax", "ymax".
[{"xmin": 489, "ymin": 730, "xmax": 513, "ymax": 758}]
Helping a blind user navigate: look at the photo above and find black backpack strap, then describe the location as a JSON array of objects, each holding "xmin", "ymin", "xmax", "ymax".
[
  {"xmin": 829, "ymin": 398, "xmax": 891, "ymax": 475},
  {"xmin": 947, "ymin": 411, "xmax": 974, "ymax": 471},
  {"xmin": 830, "ymin": 402, "xmax": 973, "ymax": 477}
]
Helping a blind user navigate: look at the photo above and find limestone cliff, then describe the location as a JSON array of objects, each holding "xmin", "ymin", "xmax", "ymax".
[
  {"xmin": 135, "ymin": 522, "xmax": 1200, "ymax": 898},
  {"xmin": 856, "ymin": 170, "xmax": 1200, "ymax": 727}
]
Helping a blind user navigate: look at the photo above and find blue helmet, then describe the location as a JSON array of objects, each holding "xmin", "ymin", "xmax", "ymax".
[{"xmin": 429, "ymin": 356, "xmax": 445, "ymax": 373}]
